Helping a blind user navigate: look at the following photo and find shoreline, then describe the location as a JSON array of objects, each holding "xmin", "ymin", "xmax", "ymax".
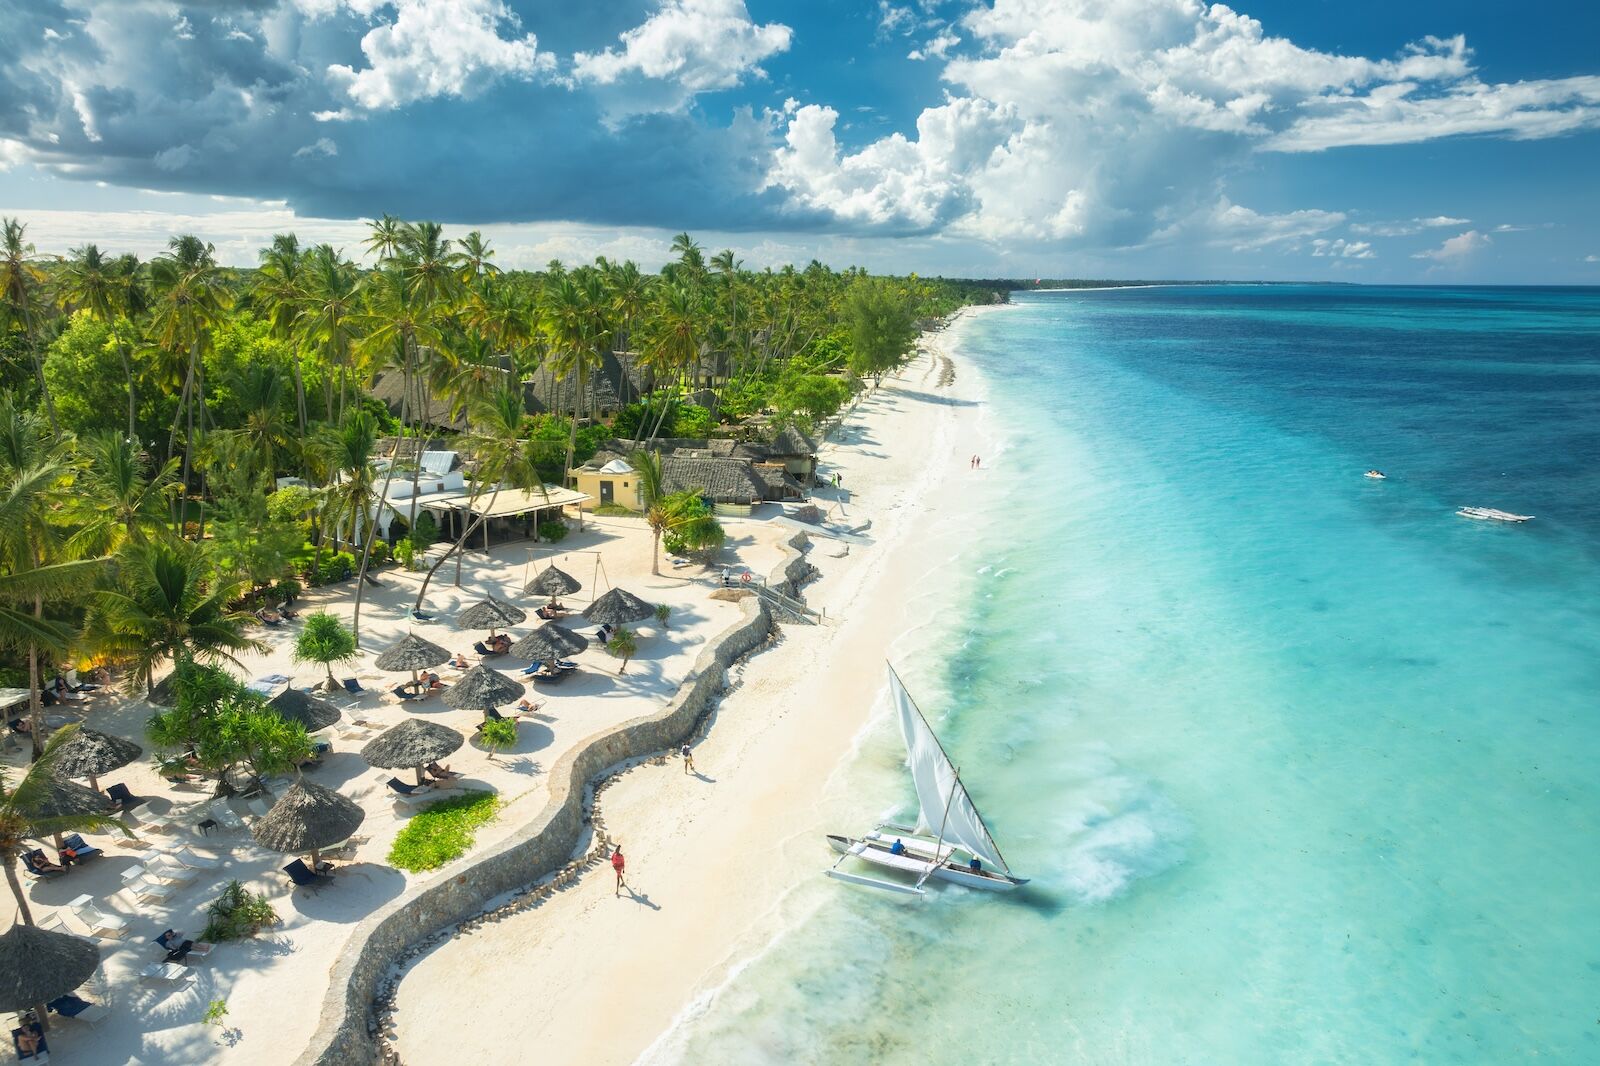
[{"xmin": 390, "ymin": 306, "xmax": 1009, "ymax": 1063}]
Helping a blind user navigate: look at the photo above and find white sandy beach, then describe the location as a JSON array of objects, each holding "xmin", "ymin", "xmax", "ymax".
[{"xmin": 391, "ymin": 309, "xmax": 1003, "ymax": 1064}]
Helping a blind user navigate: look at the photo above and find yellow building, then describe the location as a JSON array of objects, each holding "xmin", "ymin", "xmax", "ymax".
[{"xmin": 569, "ymin": 457, "xmax": 641, "ymax": 511}]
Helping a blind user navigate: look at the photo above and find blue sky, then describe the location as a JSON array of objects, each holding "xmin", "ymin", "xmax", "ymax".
[{"xmin": 1, "ymin": 0, "xmax": 1597, "ymax": 281}]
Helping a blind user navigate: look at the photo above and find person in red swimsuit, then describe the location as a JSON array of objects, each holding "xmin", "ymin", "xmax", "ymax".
[{"xmin": 610, "ymin": 844, "xmax": 625, "ymax": 895}]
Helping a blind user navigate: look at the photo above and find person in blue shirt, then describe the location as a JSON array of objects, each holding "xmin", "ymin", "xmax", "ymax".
[{"xmin": 889, "ymin": 839, "xmax": 906, "ymax": 856}]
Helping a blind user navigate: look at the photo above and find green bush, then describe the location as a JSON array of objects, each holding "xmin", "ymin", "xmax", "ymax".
[
  {"xmin": 201, "ymin": 880, "xmax": 279, "ymax": 941},
  {"xmin": 409, "ymin": 510, "xmax": 439, "ymax": 548},
  {"xmin": 387, "ymin": 790, "xmax": 501, "ymax": 872},
  {"xmin": 479, "ymin": 717, "xmax": 517, "ymax": 758},
  {"xmin": 368, "ymin": 540, "xmax": 390, "ymax": 565},
  {"xmin": 395, "ymin": 538, "xmax": 416, "ymax": 570},
  {"xmin": 274, "ymin": 577, "xmax": 302, "ymax": 603},
  {"xmin": 305, "ymin": 550, "xmax": 356, "ymax": 584},
  {"xmin": 592, "ymin": 503, "xmax": 635, "ymax": 517},
  {"xmin": 537, "ymin": 520, "xmax": 568, "ymax": 542}
]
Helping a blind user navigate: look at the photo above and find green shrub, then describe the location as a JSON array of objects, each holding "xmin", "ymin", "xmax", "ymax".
[
  {"xmin": 537, "ymin": 520, "xmax": 568, "ymax": 542},
  {"xmin": 201, "ymin": 880, "xmax": 279, "ymax": 941},
  {"xmin": 274, "ymin": 577, "xmax": 302, "ymax": 603},
  {"xmin": 592, "ymin": 503, "xmax": 635, "ymax": 517},
  {"xmin": 409, "ymin": 510, "xmax": 439, "ymax": 548},
  {"xmin": 387, "ymin": 790, "xmax": 501, "ymax": 872},
  {"xmin": 479, "ymin": 717, "xmax": 517, "ymax": 759},
  {"xmin": 368, "ymin": 540, "xmax": 390, "ymax": 565},
  {"xmin": 606, "ymin": 627, "xmax": 637, "ymax": 674},
  {"xmin": 654, "ymin": 603, "xmax": 672, "ymax": 628},
  {"xmin": 395, "ymin": 538, "xmax": 416, "ymax": 570},
  {"xmin": 305, "ymin": 550, "xmax": 356, "ymax": 584}
]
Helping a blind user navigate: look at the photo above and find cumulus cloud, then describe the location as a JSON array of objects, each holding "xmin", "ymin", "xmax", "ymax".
[
  {"xmin": 327, "ymin": 0, "xmax": 554, "ymax": 110},
  {"xmin": 1311, "ymin": 238, "xmax": 1375, "ymax": 259},
  {"xmin": 571, "ymin": 0, "xmax": 791, "ymax": 120},
  {"xmin": 908, "ymin": 29, "xmax": 959, "ymax": 62},
  {"xmin": 1413, "ymin": 230, "xmax": 1492, "ymax": 262},
  {"xmin": 1351, "ymin": 215, "xmax": 1469, "ymax": 236}
]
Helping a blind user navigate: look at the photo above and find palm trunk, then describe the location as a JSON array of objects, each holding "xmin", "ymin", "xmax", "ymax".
[
  {"xmin": 116, "ymin": 333, "xmax": 138, "ymax": 441},
  {"xmin": 26, "ymin": 630, "xmax": 42, "ymax": 761},
  {"xmin": 415, "ymin": 482, "xmax": 504, "ymax": 610},
  {"xmin": 562, "ymin": 361, "xmax": 584, "ymax": 484},
  {"xmin": 3, "ymin": 856, "xmax": 34, "ymax": 926},
  {"xmin": 352, "ymin": 349, "xmax": 413, "ymax": 646},
  {"xmin": 27, "ymin": 329, "xmax": 58, "ymax": 434}
]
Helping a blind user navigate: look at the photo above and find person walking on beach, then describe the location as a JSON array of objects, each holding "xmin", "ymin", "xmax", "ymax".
[
  {"xmin": 681, "ymin": 743, "xmax": 694, "ymax": 774},
  {"xmin": 611, "ymin": 844, "xmax": 626, "ymax": 895}
]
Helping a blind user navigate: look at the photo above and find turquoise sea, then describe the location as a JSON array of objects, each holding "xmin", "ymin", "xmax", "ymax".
[{"xmin": 670, "ymin": 286, "xmax": 1600, "ymax": 1064}]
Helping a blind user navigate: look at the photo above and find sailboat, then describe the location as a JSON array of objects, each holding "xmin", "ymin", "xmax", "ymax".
[{"xmin": 826, "ymin": 666, "xmax": 1027, "ymax": 896}]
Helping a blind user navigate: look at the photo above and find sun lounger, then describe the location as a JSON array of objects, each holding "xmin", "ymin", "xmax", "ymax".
[
  {"xmin": 410, "ymin": 609, "xmax": 435, "ymax": 622},
  {"xmin": 531, "ymin": 669, "xmax": 571, "ymax": 685},
  {"xmin": 320, "ymin": 834, "xmax": 369, "ymax": 860},
  {"xmin": 341, "ymin": 677, "xmax": 367, "ymax": 695},
  {"xmin": 47, "ymin": 993, "xmax": 107, "ymax": 1026},
  {"xmin": 104, "ymin": 782, "xmax": 144, "ymax": 812},
  {"xmin": 140, "ymin": 853, "xmax": 197, "ymax": 884},
  {"xmin": 283, "ymin": 859, "xmax": 333, "ymax": 892},
  {"xmin": 68, "ymin": 895, "xmax": 127, "ymax": 938},
  {"xmin": 392, "ymin": 685, "xmax": 430, "ymax": 702},
  {"xmin": 21, "ymin": 849, "xmax": 65, "ymax": 880},
  {"xmin": 138, "ymin": 962, "xmax": 194, "ymax": 984},
  {"xmin": 206, "ymin": 803, "xmax": 246, "ymax": 831},
  {"xmin": 60, "ymin": 833, "xmax": 101, "ymax": 862},
  {"xmin": 120, "ymin": 867, "xmax": 177, "ymax": 903},
  {"xmin": 245, "ymin": 795, "xmax": 272, "ymax": 820},
  {"xmin": 166, "ymin": 846, "xmax": 221, "ymax": 870},
  {"xmin": 155, "ymin": 929, "xmax": 214, "ymax": 961},
  {"xmin": 336, "ymin": 723, "xmax": 376, "ymax": 742}
]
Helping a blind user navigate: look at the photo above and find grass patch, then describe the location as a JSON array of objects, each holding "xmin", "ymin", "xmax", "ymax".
[
  {"xmin": 386, "ymin": 789, "xmax": 501, "ymax": 872},
  {"xmin": 592, "ymin": 504, "xmax": 638, "ymax": 517}
]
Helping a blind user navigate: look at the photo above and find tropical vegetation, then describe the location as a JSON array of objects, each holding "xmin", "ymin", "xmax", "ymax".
[{"xmin": 386, "ymin": 789, "xmax": 500, "ymax": 872}]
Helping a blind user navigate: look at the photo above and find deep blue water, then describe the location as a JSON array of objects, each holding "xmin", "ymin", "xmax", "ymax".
[{"xmin": 668, "ymin": 285, "xmax": 1600, "ymax": 1065}]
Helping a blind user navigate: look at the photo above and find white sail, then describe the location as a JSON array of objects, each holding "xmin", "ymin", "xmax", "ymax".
[{"xmin": 890, "ymin": 669, "xmax": 1009, "ymax": 875}]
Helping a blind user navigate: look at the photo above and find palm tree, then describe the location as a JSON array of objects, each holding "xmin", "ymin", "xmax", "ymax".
[
  {"xmin": 542, "ymin": 271, "xmax": 612, "ymax": 478},
  {"xmin": 639, "ymin": 282, "xmax": 702, "ymax": 441},
  {"xmin": 0, "ymin": 726, "xmax": 129, "ymax": 925},
  {"xmin": 301, "ymin": 244, "xmax": 362, "ymax": 421},
  {"xmin": 66, "ymin": 432, "xmax": 180, "ymax": 557},
  {"xmin": 630, "ymin": 449, "xmax": 670, "ymax": 575},
  {"xmin": 364, "ymin": 214, "xmax": 405, "ymax": 265},
  {"xmin": 82, "ymin": 535, "xmax": 264, "ymax": 696},
  {"xmin": 252, "ymin": 233, "xmax": 310, "ymax": 438},
  {"xmin": 320, "ymin": 409, "xmax": 383, "ymax": 643},
  {"xmin": 605, "ymin": 260, "xmax": 650, "ymax": 405},
  {"xmin": 57, "ymin": 243, "xmax": 141, "ymax": 439},
  {"xmin": 225, "ymin": 364, "xmax": 296, "ymax": 482},
  {"xmin": 397, "ymin": 221, "xmax": 461, "ymax": 311},
  {"xmin": 413, "ymin": 385, "xmax": 542, "ymax": 611},
  {"xmin": 0, "ymin": 219, "xmax": 57, "ymax": 430},
  {"xmin": 148, "ymin": 235, "xmax": 230, "ymax": 527},
  {"xmin": 456, "ymin": 230, "xmax": 499, "ymax": 286}
]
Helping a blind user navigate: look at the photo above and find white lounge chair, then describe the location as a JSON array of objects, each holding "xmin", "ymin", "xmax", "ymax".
[
  {"xmin": 135, "ymin": 810, "xmax": 177, "ymax": 834},
  {"xmin": 68, "ymin": 895, "xmax": 127, "ymax": 938},
  {"xmin": 208, "ymin": 804, "xmax": 246, "ymax": 831},
  {"xmin": 140, "ymin": 853, "xmax": 197, "ymax": 884},
  {"xmin": 138, "ymin": 962, "xmax": 194, "ymax": 984},
  {"xmin": 36, "ymin": 912, "xmax": 70, "ymax": 934},
  {"xmin": 166, "ymin": 846, "xmax": 221, "ymax": 870},
  {"xmin": 120, "ymin": 867, "xmax": 176, "ymax": 903}
]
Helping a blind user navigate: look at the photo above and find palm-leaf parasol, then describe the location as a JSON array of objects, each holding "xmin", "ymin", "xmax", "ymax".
[
  {"xmin": 524, "ymin": 566, "xmax": 581, "ymax": 602},
  {"xmin": 50, "ymin": 728, "xmax": 142, "ymax": 792},
  {"xmin": 582, "ymin": 587, "xmax": 655, "ymax": 625},
  {"xmin": 361, "ymin": 719, "xmax": 465, "ymax": 784},
  {"xmin": 455, "ymin": 595, "xmax": 527, "ymax": 636},
  {"xmin": 510, "ymin": 621, "xmax": 588, "ymax": 661},
  {"xmin": 249, "ymin": 780, "xmax": 365, "ymax": 868},
  {"xmin": 440, "ymin": 664, "xmax": 525, "ymax": 713},
  {"xmin": 374, "ymin": 632, "xmax": 450, "ymax": 684},
  {"xmin": 0, "ymin": 923, "xmax": 99, "ymax": 1020},
  {"xmin": 268, "ymin": 689, "xmax": 342, "ymax": 732}
]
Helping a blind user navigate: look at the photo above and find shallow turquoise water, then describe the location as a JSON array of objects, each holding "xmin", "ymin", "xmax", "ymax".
[{"xmin": 671, "ymin": 286, "xmax": 1600, "ymax": 1064}]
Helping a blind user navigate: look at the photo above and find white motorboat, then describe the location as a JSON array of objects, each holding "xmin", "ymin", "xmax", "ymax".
[
  {"xmin": 826, "ymin": 666, "xmax": 1027, "ymax": 896},
  {"xmin": 1456, "ymin": 507, "xmax": 1534, "ymax": 523}
]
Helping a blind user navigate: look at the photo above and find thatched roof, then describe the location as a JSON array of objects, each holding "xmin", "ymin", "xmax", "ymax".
[
  {"xmin": 583, "ymin": 587, "xmax": 656, "ymax": 624},
  {"xmin": 250, "ymin": 780, "xmax": 366, "ymax": 855},
  {"xmin": 754, "ymin": 464, "xmax": 807, "ymax": 500},
  {"xmin": 661, "ymin": 456, "xmax": 766, "ymax": 505},
  {"xmin": 510, "ymin": 622, "xmax": 588, "ymax": 661},
  {"xmin": 524, "ymin": 566, "xmax": 581, "ymax": 598},
  {"xmin": 525, "ymin": 350, "xmax": 646, "ymax": 417},
  {"xmin": 51, "ymin": 727, "xmax": 142, "ymax": 780},
  {"xmin": 374, "ymin": 633, "xmax": 451, "ymax": 673},
  {"xmin": 0, "ymin": 924, "xmax": 99, "ymax": 1011},
  {"xmin": 441, "ymin": 664, "xmax": 525, "ymax": 711},
  {"xmin": 361, "ymin": 719, "xmax": 465, "ymax": 769},
  {"xmin": 35, "ymin": 775, "xmax": 115, "ymax": 819},
  {"xmin": 456, "ymin": 595, "xmax": 527, "ymax": 632},
  {"xmin": 768, "ymin": 425, "xmax": 817, "ymax": 457},
  {"xmin": 268, "ymin": 689, "xmax": 342, "ymax": 732}
]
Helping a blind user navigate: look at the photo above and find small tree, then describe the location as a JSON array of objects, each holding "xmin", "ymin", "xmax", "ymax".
[
  {"xmin": 660, "ymin": 491, "xmax": 725, "ymax": 558},
  {"xmin": 293, "ymin": 611, "xmax": 358, "ymax": 692},
  {"xmin": 607, "ymin": 627, "xmax": 637, "ymax": 674},
  {"xmin": 654, "ymin": 603, "xmax": 672, "ymax": 629},
  {"xmin": 147, "ymin": 662, "xmax": 313, "ymax": 795},
  {"xmin": 201, "ymin": 879, "xmax": 279, "ymax": 941},
  {"xmin": 479, "ymin": 717, "xmax": 517, "ymax": 760}
]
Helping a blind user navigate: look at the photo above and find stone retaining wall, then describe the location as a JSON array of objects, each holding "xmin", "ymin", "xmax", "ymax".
[
  {"xmin": 771, "ymin": 529, "xmax": 814, "ymax": 597},
  {"xmin": 296, "ymin": 596, "xmax": 774, "ymax": 1065}
]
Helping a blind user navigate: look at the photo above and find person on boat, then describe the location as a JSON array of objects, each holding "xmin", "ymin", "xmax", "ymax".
[
  {"xmin": 968, "ymin": 857, "xmax": 982, "ymax": 874},
  {"xmin": 890, "ymin": 839, "xmax": 907, "ymax": 856},
  {"xmin": 611, "ymin": 844, "xmax": 626, "ymax": 895}
]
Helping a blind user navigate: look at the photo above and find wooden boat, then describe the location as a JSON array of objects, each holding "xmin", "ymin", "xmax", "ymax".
[
  {"xmin": 1456, "ymin": 507, "xmax": 1534, "ymax": 523},
  {"xmin": 826, "ymin": 666, "xmax": 1027, "ymax": 896}
]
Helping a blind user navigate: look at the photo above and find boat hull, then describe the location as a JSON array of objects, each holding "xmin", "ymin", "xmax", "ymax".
[{"xmin": 827, "ymin": 834, "xmax": 1027, "ymax": 892}]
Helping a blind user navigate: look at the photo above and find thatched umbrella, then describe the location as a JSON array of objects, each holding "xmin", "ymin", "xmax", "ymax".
[
  {"xmin": 50, "ymin": 728, "xmax": 142, "ymax": 792},
  {"xmin": 268, "ymin": 689, "xmax": 342, "ymax": 733},
  {"xmin": 583, "ymin": 587, "xmax": 655, "ymax": 625},
  {"xmin": 374, "ymin": 632, "xmax": 450, "ymax": 686},
  {"xmin": 250, "ymin": 780, "xmax": 365, "ymax": 869},
  {"xmin": 0, "ymin": 923, "xmax": 99, "ymax": 1031},
  {"xmin": 362, "ymin": 719, "xmax": 465, "ymax": 785},
  {"xmin": 455, "ymin": 595, "xmax": 527, "ymax": 637},
  {"xmin": 510, "ymin": 621, "xmax": 588, "ymax": 662},
  {"xmin": 36, "ymin": 775, "xmax": 118, "ymax": 821},
  {"xmin": 441, "ymin": 664, "xmax": 525, "ymax": 715},
  {"xmin": 524, "ymin": 565, "xmax": 581, "ymax": 604}
]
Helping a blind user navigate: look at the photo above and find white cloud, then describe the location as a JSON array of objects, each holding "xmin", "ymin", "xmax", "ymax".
[
  {"xmin": 908, "ymin": 29, "xmax": 960, "ymax": 62},
  {"xmin": 1585, "ymin": 254, "xmax": 1599, "ymax": 263},
  {"xmin": 571, "ymin": 0, "xmax": 792, "ymax": 120},
  {"xmin": 1152, "ymin": 197, "xmax": 1346, "ymax": 252},
  {"xmin": 1311, "ymin": 238, "xmax": 1375, "ymax": 259},
  {"xmin": 327, "ymin": 0, "xmax": 553, "ymax": 111},
  {"xmin": 1350, "ymin": 215, "xmax": 1469, "ymax": 236},
  {"xmin": 878, "ymin": 2, "xmax": 916, "ymax": 36},
  {"xmin": 153, "ymin": 144, "xmax": 196, "ymax": 172},
  {"xmin": 1412, "ymin": 229, "xmax": 1492, "ymax": 262},
  {"xmin": 0, "ymin": 139, "xmax": 29, "ymax": 171},
  {"xmin": 293, "ymin": 137, "xmax": 339, "ymax": 159}
]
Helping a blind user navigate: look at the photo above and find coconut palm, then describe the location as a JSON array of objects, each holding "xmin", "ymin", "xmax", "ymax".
[
  {"xmin": 301, "ymin": 244, "xmax": 363, "ymax": 421},
  {"xmin": 224, "ymin": 364, "xmax": 296, "ymax": 482},
  {"xmin": 364, "ymin": 214, "xmax": 405, "ymax": 265},
  {"xmin": 629, "ymin": 449, "xmax": 670, "ymax": 575},
  {"xmin": 292, "ymin": 612, "xmax": 358, "ymax": 692},
  {"xmin": 0, "ymin": 726, "xmax": 129, "ymax": 924},
  {"xmin": 0, "ymin": 219, "xmax": 57, "ymax": 430},
  {"xmin": 456, "ymin": 230, "xmax": 499, "ymax": 286},
  {"xmin": 252, "ymin": 233, "xmax": 310, "ymax": 437},
  {"xmin": 66, "ymin": 432, "xmax": 180, "ymax": 557},
  {"xmin": 82, "ymin": 535, "xmax": 263, "ymax": 696},
  {"xmin": 57, "ymin": 243, "xmax": 142, "ymax": 439},
  {"xmin": 320, "ymin": 408, "xmax": 384, "ymax": 643},
  {"xmin": 542, "ymin": 270, "xmax": 612, "ymax": 477}
]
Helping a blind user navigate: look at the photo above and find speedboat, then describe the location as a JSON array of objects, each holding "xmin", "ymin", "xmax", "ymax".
[{"xmin": 1456, "ymin": 507, "xmax": 1533, "ymax": 523}]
